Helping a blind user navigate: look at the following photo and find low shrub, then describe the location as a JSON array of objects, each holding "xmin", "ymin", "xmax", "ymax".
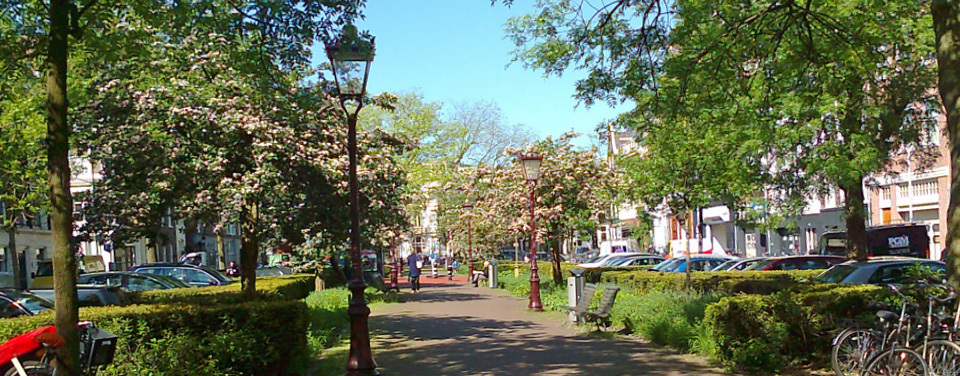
[
  {"xmin": 0, "ymin": 300, "xmax": 308, "ymax": 376},
  {"xmin": 701, "ymin": 284, "xmax": 886, "ymax": 373},
  {"xmin": 0, "ymin": 274, "xmax": 318, "ymax": 375},
  {"xmin": 611, "ymin": 290, "xmax": 722, "ymax": 352}
]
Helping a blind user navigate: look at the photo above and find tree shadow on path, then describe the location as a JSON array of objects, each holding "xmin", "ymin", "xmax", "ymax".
[{"xmin": 370, "ymin": 306, "xmax": 732, "ymax": 375}]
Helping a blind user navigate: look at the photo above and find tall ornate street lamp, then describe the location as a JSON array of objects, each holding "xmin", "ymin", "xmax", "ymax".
[
  {"xmin": 325, "ymin": 24, "xmax": 377, "ymax": 376},
  {"xmin": 519, "ymin": 154, "xmax": 543, "ymax": 311},
  {"xmin": 462, "ymin": 203, "xmax": 474, "ymax": 280}
]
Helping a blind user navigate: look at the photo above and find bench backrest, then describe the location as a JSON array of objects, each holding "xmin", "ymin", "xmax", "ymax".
[
  {"xmin": 574, "ymin": 283, "xmax": 598, "ymax": 313},
  {"xmin": 594, "ymin": 286, "xmax": 620, "ymax": 316}
]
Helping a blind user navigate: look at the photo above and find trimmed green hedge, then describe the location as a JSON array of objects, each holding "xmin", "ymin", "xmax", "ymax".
[
  {"xmin": 131, "ymin": 274, "xmax": 315, "ymax": 305},
  {"xmin": 592, "ymin": 269, "xmax": 822, "ymax": 296},
  {"xmin": 0, "ymin": 275, "xmax": 317, "ymax": 375},
  {"xmin": 702, "ymin": 284, "xmax": 886, "ymax": 373}
]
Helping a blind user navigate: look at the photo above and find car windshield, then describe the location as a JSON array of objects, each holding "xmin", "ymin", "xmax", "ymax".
[
  {"xmin": 712, "ymin": 260, "xmax": 738, "ymax": 271},
  {"xmin": 601, "ymin": 257, "xmax": 629, "ymax": 266},
  {"xmin": 200, "ymin": 266, "xmax": 232, "ymax": 282},
  {"xmin": 816, "ymin": 265, "xmax": 856, "ymax": 283},
  {"xmin": 652, "ymin": 258, "xmax": 683, "ymax": 271},
  {"xmin": 7, "ymin": 291, "xmax": 53, "ymax": 314},
  {"xmin": 743, "ymin": 259, "xmax": 776, "ymax": 271},
  {"xmin": 151, "ymin": 274, "xmax": 191, "ymax": 288}
]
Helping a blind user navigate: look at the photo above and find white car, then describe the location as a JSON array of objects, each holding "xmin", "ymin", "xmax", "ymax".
[{"xmin": 577, "ymin": 252, "xmax": 644, "ymax": 268}]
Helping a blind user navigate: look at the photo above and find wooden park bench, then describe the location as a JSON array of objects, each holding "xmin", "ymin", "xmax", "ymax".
[
  {"xmin": 581, "ymin": 285, "xmax": 620, "ymax": 332},
  {"xmin": 561, "ymin": 283, "xmax": 597, "ymax": 324}
]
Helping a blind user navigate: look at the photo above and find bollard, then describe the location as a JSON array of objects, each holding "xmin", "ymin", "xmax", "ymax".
[
  {"xmin": 567, "ymin": 276, "xmax": 578, "ymax": 322},
  {"xmin": 432, "ymin": 263, "xmax": 438, "ymax": 278},
  {"xmin": 488, "ymin": 262, "xmax": 498, "ymax": 288}
]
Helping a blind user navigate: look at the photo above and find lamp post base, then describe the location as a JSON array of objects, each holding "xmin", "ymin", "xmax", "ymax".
[
  {"xmin": 529, "ymin": 264, "xmax": 543, "ymax": 312},
  {"xmin": 389, "ymin": 256, "xmax": 399, "ymax": 291},
  {"xmin": 346, "ymin": 279, "xmax": 378, "ymax": 375}
]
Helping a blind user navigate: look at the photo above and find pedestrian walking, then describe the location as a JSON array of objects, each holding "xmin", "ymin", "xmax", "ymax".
[
  {"xmin": 225, "ymin": 261, "xmax": 240, "ymax": 277},
  {"xmin": 407, "ymin": 250, "xmax": 423, "ymax": 293}
]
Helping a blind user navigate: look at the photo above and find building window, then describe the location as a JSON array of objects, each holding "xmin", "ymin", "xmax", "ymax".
[
  {"xmin": 805, "ymin": 228, "xmax": 817, "ymax": 253},
  {"xmin": 745, "ymin": 234, "xmax": 757, "ymax": 255},
  {"xmin": 880, "ymin": 187, "xmax": 891, "ymax": 201},
  {"xmin": 898, "ymin": 180, "xmax": 938, "ymax": 198}
]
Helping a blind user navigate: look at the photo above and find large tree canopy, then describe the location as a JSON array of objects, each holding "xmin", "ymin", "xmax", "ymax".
[{"xmin": 505, "ymin": 0, "xmax": 940, "ymax": 261}]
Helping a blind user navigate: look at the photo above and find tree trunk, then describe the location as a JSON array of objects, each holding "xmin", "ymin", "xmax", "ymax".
[
  {"xmin": 6, "ymin": 224, "xmax": 22, "ymax": 290},
  {"xmin": 216, "ymin": 227, "xmax": 226, "ymax": 270},
  {"xmin": 841, "ymin": 181, "xmax": 869, "ymax": 261},
  {"xmin": 933, "ymin": 0, "xmax": 960, "ymax": 286},
  {"xmin": 47, "ymin": 1, "xmax": 80, "ymax": 375},
  {"xmin": 240, "ymin": 198, "xmax": 258, "ymax": 300},
  {"xmin": 551, "ymin": 228, "xmax": 563, "ymax": 285}
]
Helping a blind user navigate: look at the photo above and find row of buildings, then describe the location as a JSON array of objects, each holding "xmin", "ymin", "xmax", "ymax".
[
  {"xmin": 606, "ymin": 115, "xmax": 951, "ymax": 261},
  {"xmin": 0, "ymin": 159, "xmax": 243, "ymax": 288}
]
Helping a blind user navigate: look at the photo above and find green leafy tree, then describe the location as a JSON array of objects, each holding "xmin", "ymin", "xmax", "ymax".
[
  {"xmin": 2, "ymin": 1, "xmax": 364, "ymax": 369},
  {"xmin": 0, "ymin": 85, "xmax": 47, "ymax": 290},
  {"xmin": 504, "ymin": 0, "xmax": 939, "ymax": 262}
]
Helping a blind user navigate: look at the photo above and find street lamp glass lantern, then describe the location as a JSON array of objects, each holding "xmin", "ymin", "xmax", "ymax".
[
  {"xmin": 325, "ymin": 24, "xmax": 375, "ymax": 99},
  {"xmin": 519, "ymin": 155, "xmax": 543, "ymax": 182}
]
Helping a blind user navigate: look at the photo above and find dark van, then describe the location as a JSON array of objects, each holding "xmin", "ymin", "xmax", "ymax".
[{"xmin": 814, "ymin": 224, "xmax": 930, "ymax": 259}]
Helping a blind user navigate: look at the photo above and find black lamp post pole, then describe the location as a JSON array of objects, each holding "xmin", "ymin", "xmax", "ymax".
[
  {"xmin": 343, "ymin": 104, "xmax": 378, "ymax": 376},
  {"xmin": 528, "ymin": 183, "xmax": 543, "ymax": 311},
  {"xmin": 467, "ymin": 214, "xmax": 473, "ymax": 280}
]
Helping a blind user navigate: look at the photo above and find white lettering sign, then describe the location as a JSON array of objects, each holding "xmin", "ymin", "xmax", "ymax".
[{"xmin": 888, "ymin": 235, "xmax": 910, "ymax": 249}]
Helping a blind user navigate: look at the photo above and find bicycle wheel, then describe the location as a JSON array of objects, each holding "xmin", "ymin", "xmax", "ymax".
[
  {"xmin": 832, "ymin": 328, "xmax": 881, "ymax": 376},
  {"xmin": 863, "ymin": 347, "xmax": 929, "ymax": 376},
  {"xmin": 924, "ymin": 340, "xmax": 960, "ymax": 376},
  {"xmin": 2, "ymin": 360, "xmax": 52, "ymax": 376}
]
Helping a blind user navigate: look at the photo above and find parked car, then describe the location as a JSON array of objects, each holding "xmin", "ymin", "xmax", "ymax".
[
  {"xmin": 30, "ymin": 285, "xmax": 127, "ymax": 306},
  {"xmin": 578, "ymin": 252, "xmax": 643, "ymax": 268},
  {"xmin": 0, "ymin": 290, "xmax": 53, "ymax": 318},
  {"xmin": 77, "ymin": 271, "xmax": 190, "ymax": 291},
  {"xmin": 129, "ymin": 263, "xmax": 234, "ymax": 287},
  {"xmin": 653, "ymin": 256, "xmax": 736, "ymax": 273},
  {"xmin": 711, "ymin": 257, "xmax": 767, "ymax": 272},
  {"xmin": 743, "ymin": 255, "xmax": 847, "ymax": 271},
  {"xmin": 606, "ymin": 255, "xmax": 665, "ymax": 267},
  {"xmin": 255, "ymin": 266, "xmax": 293, "ymax": 277},
  {"xmin": 816, "ymin": 258, "xmax": 946, "ymax": 285}
]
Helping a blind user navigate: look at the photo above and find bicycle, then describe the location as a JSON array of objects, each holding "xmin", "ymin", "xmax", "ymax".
[{"xmin": 0, "ymin": 322, "xmax": 117, "ymax": 376}]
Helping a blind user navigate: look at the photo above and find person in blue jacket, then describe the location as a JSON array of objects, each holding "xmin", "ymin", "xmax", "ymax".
[{"xmin": 407, "ymin": 250, "xmax": 422, "ymax": 293}]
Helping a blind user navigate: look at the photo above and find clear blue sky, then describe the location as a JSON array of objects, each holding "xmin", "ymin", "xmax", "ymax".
[{"xmin": 315, "ymin": 0, "xmax": 630, "ymax": 148}]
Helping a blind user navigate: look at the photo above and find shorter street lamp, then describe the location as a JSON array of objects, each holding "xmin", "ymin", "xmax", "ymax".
[
  {"xmin": 520, "ymin": 154, "xmax": 543, "ymax": 311},
  {"xmin": 325, "ymin": 24, "xmax": 378, "ymax": 376},
  {"xmin": 675, "ymin": 209, "xmax": 691, "ymax": 292},
  {"xmin": 462, "ymin": 203, "xmax": 474, "ymax": 281},
  {"xmin": 389, "ymin": 243, "xmax": 399, "ymax": 291}
]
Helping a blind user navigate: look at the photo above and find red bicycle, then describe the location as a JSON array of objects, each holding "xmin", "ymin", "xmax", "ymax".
[{"xmin": 0, "ymin": 322, "xmax": 117, "ymax": 376}]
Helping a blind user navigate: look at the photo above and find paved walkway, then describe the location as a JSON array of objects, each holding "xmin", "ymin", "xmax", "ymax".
[{"xmin": 369, "ymin": 275, "xmax": 734, "ymax": 376}]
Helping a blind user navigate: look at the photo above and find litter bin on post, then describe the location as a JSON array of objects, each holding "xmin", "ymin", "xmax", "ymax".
[
  {"xmin": 487, "ymin": 261, "xmax": 498, "ymax": 288},
  {"xmin": 567, "ymin": 269, "xmax": 586, "ymax": 322}
]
